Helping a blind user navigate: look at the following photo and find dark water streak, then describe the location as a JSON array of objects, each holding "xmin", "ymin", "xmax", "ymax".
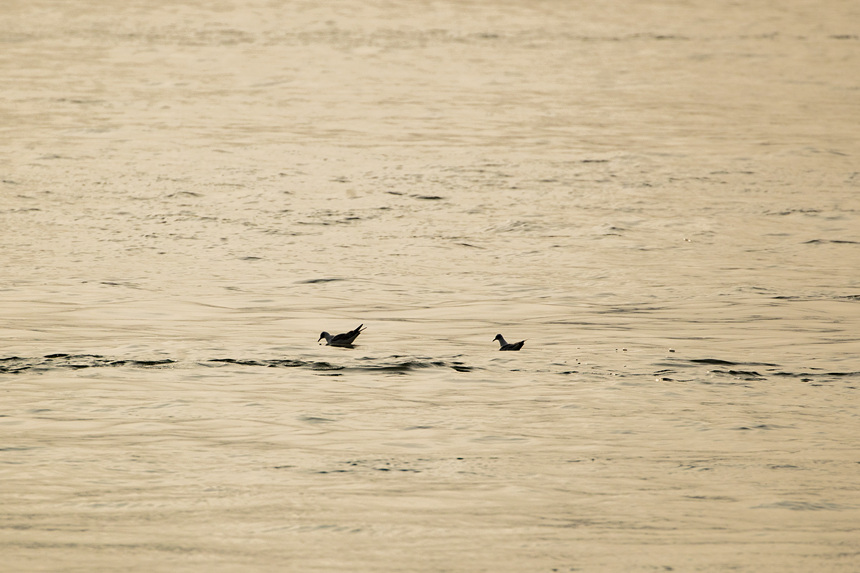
[{"xmin": 4, "ymin": 354, "xmax": 856, "ymax": 386}]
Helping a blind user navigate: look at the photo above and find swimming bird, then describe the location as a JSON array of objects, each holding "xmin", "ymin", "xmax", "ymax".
[
  {"xmin": 493, "ymin": 334, "xmax": 524, "ymax": 351},
  {"xmin": 319, "ymin": 324, "xmax": 366, "ymax": 347}
]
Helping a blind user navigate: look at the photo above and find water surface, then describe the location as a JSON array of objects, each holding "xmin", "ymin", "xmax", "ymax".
[{"xmin": 2, "ymin": 1, "xmax": 859, "ymax": 571}]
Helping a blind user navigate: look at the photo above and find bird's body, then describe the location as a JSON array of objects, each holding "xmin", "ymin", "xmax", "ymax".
[
  {"xmin": 319, "ymin": 324, "xmax": 366, "ymax": 347},
  {"xmin": 494, "ymin": 334, "xmax": 524, "ymax": 351}
]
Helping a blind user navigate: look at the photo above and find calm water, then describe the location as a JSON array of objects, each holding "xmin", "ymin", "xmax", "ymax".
[{"xmin": 2, "ymin": 1, "xmax": 859, "ymax": 571}]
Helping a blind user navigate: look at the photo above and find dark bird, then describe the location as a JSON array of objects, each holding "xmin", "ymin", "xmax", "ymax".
[
  {"xmin": 319, "ymin": 324, "xmax": 366, "ymax": 347},
  {"xmin": 493, "ymin": 334, "xmax": 524, "ymax": 351}
]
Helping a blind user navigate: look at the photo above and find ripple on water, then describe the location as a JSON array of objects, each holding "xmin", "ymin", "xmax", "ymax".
[
  {"xmin": 206, "ymin": 356, "xmax": 474, "ymax": 374},
  {"xmin": 650, "ymin": 357, "xmax": 860, "ymax": 385},
  {"xmin": 0, "ymin": 354, "xmax": 176, "ymax": 374},
  {"xmin": 0, "ymin": 354, "xmax": 475, "ymax": 375}
]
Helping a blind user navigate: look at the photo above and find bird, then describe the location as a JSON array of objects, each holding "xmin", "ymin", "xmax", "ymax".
[
  {"xmin": 318, "ymin": 324, "xmax": 366, "ymax": 347},
  {"xmin": 493, "ymin": 334, "xmax": 524, "ymax": 351}
]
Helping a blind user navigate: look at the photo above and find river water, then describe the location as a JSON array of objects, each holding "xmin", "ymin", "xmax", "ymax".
[{"xmin": 2, "ymin": 1, "xmax": 859, "ymax": 571}]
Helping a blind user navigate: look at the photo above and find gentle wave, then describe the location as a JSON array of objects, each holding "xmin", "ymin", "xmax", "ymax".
[
  {"xmin": 0, "ymin": 354, "xmax": 175, "ymax": 374},
  {"xmin": 205, "ymin": 357, "xmax": 475, "ymax": 374},
  {"xmin": 4, "ymin": 354, "xmax": 855, "ymax": 382},
  {"xmin": 0, "ymin": 354, "xmax": 473, "ymax": 375},
  {"xmin": 653, "ymin": 358, "xmax": 859, "ymax": 384}
]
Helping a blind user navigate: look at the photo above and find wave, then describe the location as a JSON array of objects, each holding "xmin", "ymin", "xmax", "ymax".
[
  {"xmin": 4, "ymin": 354, "xmax": 852, "ymax": 383},
  {"xmin": 652, "ymin": 357, "xmax": 859, "ymax": 384},
  {"xmin": 206, "ymin": 357, "xmax": 474, "ymax": 374},
  {"xmin": 0, "ymin": 354, "xmax": 473, "ymax": 375},
  {"xmin": 0, "ymin": 354, "xmax": 175, "ymax": 374}
]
